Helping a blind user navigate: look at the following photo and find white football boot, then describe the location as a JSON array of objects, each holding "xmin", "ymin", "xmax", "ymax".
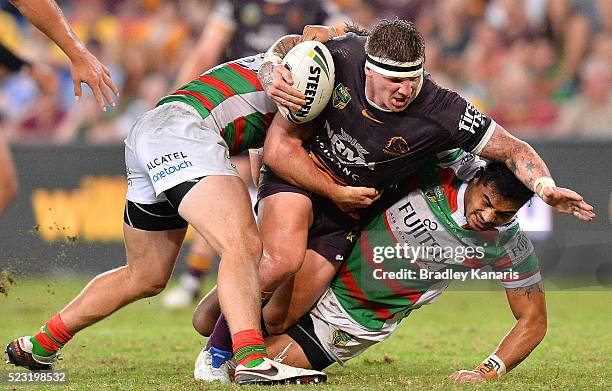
[
  {"xmin": 161, "ymin": 274, "xmax": 201, "ymax": 309},
  {"xmin": 234, "ymin": 357, "xmax": 326, "ymax": 385},
  {"xmin": 194, "ymin": 347, "xmax": 234, "ymax": 382}
]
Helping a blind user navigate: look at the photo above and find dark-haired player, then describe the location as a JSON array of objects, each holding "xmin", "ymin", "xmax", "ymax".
[
  {"xmin": 197, "ymin": 19, "xmax": 594, "ymax": 378},
  {"xmin": 261, "ymin": 158, "xmax": 547, "ymax": 384},
  {"xmin": 200, "ymin": 153, "xmax": 548, "ymax": 382}
]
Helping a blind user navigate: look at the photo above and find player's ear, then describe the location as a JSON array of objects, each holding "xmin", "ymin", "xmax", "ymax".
[
  {"xmin": 364, "ymin": 65, "xmax": 373, "ymax": 77},
  {"xmin": 473, "ymin": 167, "xmax": 484, "ymax": 183}
]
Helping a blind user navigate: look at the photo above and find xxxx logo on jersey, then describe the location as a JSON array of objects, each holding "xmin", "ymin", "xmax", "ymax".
[{"xmin": 332, "ymin": 83, "xmax": 351, "ymax": 109}]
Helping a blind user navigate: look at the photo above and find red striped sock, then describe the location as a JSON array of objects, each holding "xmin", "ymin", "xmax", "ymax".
[
  {"xmin": 31, "ymin": 314, "xmax": 74, "ymax": 356},
  {"xmin": 46, "ymin": 314, "xmax": 74, "ymax": 345},
  {"xmin": 232, "ymin": 329, "xmax": 267, "ymax": 367}
]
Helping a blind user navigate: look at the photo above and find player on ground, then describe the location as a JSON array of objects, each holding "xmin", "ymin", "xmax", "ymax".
[
  {"xmin": 199, "ymin": 152, "xmax": 549, "ymax": 383},
  {"xmin": 5, "ymin": 53, "xmax": 326, "ymax": 385},
  {"xmin": 199, "ymin": 19, "xmax": 594, "ymax": 376}
]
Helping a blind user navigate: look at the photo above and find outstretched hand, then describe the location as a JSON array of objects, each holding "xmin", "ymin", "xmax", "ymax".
[
  {"xmin": 541, "ymin": 186, "xmax": 595, "ymax": 221},
  {"xmin": 449, "ymin": 370, "xmax": 487, "ymax": 383},
  {"xmin": 70, "ymin": 49, "xmax": 119, "ymax": 111}
]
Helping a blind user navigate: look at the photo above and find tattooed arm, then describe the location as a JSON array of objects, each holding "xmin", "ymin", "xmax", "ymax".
[
  {"xmin": 478, "ymin": 124, "xmax": 595, "ymax": 221},
  {"xmin": 258, "ymin": 25, "xmax": 337, "ymax": 110},
  {"xmin": 498, "ymin": 281, "xmax": 548, "ymax": 371},
  {"xmin": 450, "ymin": 281, "xmax": 547, "ymax": 383}
]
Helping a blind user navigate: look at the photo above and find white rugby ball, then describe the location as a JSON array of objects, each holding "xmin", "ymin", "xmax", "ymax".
[{"xmin": 279, "ymin": 41, "xmax": 335, "ymax": 123}]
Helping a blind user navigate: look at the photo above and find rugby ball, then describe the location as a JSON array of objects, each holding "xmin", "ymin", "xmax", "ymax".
[{"xmin": 279, "ymin": 41, "xmax": 335, "ymax": 123}]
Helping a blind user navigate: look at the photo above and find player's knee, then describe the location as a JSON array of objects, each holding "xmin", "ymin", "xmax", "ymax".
[
  {"xmin": 139, "ymin": 280, "xmax": 168, "ymax": 298},
  {"xmin": 192, "ymin": 310, "xmax": 214, "ymax": 337},
  {"xmin": 127, "ymin": 273, "xmax": 169, "ymax": 299},
  {"xmin": 192, "ymin": 302, "xmax": 219, "ymax": 337},
  {"xmin": 262, "ymin": 249, "xmax": 303, "ymax": 282},
  {"xmin": 262, "ymin": 313, "xmax": 291, "ymax": 335}
]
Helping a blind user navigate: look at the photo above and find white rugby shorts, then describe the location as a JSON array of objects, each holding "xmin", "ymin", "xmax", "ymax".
[
  {"xmin": 307, "ymin": 289, "xmax": 399, "ymax": 364},
  {"xmin": 124, "ymin": 102, "xmax": 238, "ymax": 204}
]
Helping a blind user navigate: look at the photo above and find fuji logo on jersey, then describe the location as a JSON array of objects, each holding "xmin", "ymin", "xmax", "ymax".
[
  {"xmin": 146, "ymin": 152, "xmax": 189, "ymax": 171},
  {"xmin": 459, "ymin": 103, "xmax": 485, "ymax": 135},
  {"xmin": 506, "ymin": 231, "xmax": 533, "ymax": 261},
  {"xmin": 383, "ymin": 136, "xmax": 410, "ymax": 156}
]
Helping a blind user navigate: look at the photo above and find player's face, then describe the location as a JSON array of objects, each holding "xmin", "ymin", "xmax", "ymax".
[
  {"xmin": 365, "ymin": 67, "xmax": 423, "ymax": 112},
  {"xmin": 464, "ymin": 181, "xmax": 522, "ymax": 231}
]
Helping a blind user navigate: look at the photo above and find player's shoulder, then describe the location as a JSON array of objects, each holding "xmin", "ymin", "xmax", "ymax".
[{"xmin": 418, "ymin": 75, "xmax": 468, "ymax": 113}]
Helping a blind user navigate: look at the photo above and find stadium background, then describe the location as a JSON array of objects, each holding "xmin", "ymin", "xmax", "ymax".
[{"xmin": 0, "ymin": 0, "xmax": 610, "ymax": 389}]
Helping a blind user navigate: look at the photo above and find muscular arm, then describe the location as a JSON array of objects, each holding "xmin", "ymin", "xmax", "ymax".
[
  {"xmin": 263, "ymin": 113, "xmax": 379, "ymax": 211},
  {"xmin": 450, "ymin": 280, "xmax": 547, "ymax": 383},
  {"xmin": 478, "ymin": 124, "xmax": 595, "ymax": 221},
  {"xmin": 497, "ymin": 281, "xmax": 547, "ymax": 371},
  {"xmin": 263, "ymin": 113, "xmax": 334, "ymax": 197},
  {"xmin": 10, "ymin": 0, "xmax": 118, "ymax": 110}
]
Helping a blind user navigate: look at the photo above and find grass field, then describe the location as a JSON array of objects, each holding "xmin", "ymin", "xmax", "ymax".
[{"xmin": 0, "ymin": 276, "xmax": 610, "ymax": 390}]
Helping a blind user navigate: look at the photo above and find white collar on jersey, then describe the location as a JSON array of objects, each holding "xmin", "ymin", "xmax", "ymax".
[{"xmin": 452, "ymin": 182, "xmax": 469, "ymax": 227}]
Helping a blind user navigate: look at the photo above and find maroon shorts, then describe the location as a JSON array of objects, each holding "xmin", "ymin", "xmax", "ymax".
[{"xmin": 257, "ymin": 168, "xmax": 361, "ymax": 263}]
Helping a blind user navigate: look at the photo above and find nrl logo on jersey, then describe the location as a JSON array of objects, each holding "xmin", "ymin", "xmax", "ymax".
[
  {"xmin": 325, "ymin": 121, "xmax": 370, "ymax": 165},
  {"xmin": 332, "ymin": 83, "xmax": 351, "ymax": 109},
  {"xmin": 383, "ymin": 136, "xmax": 410, "ymax": 156},
  {"xmin": 332, "ymin": 329, "xmax": 355, "ymax": 347}
]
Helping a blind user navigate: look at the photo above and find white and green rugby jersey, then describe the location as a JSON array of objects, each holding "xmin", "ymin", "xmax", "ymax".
[
  {"xmin": 157, "ymin": 53, "xmax": 277, "ymax": 155},
  {"xmin": 330, "ymin": 149, "xmax": 541, "ymax": 330}
]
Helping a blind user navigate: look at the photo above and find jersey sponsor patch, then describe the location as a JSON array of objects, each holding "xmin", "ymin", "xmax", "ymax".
[
  {"xmin": 503, "ymin": 230, "xmax": 534, "ymax": 264},
  {"xmin": 332, "ymin": 83, "xmax": 351, "ymax": 109},
  {"xmin": 458, "ymin": 103, "xmax": 486, "ymax": 135}
]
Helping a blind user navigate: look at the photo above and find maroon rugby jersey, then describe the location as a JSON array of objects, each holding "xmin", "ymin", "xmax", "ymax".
[{"xmin": 308, "ymin": 33, "xmax": 495, "ymax": 187}]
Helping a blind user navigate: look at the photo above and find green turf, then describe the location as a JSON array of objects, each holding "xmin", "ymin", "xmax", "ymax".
[{"xmin": 0, "ymin": 276, "xmax": 610, "ymax": 390}]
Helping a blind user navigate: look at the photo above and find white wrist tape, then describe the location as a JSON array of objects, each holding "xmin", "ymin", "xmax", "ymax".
[
  {"xmin": 476, "ymin": 354, "xmax": 507, "ymax": 378},
  {"xmin": 533, "ymin": 176, "xmax": 556, "ymax": 198}
]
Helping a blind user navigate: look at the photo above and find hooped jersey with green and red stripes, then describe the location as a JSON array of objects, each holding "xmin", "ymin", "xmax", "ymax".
[
  {"xmin": 330, "ymin": 149, "xmax": 541, "ymax": 331},
  {"xmin": 157, "ymin": 53, "xmax": 277, "ymax": 155}
]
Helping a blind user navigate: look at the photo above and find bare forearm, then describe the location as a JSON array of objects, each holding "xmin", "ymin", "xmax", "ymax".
[
  {"xmin": 264, "ymin": 136, "xmax": 338, "ymax": 199},
  {"xmin": 506, "ymin": 141, "xmax": 551, "ymax": 192},
  {"xmin": 11, "ymin": 0, "xmax": 85, "ymax": 60},
  {"xmin": 258, "ymin": 35, "xmax": 301, "ymax": 90},
  {"xmin": 494, "ymin": 317, "xmax": 546, "ymax": 372},
  {"xmin": 479, "ymin": 125, "xmax": 551, "ymax": 191}
]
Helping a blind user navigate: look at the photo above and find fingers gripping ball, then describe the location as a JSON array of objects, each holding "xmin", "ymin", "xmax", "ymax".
[{"xmin": 279, "ymin": 41, "xmax": 335, "ymax": 123}]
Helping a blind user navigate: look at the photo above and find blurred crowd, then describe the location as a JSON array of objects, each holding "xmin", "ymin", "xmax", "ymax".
[{"xmin": 0, "ymin": 0, "xmax": 610, "ymax": 144}]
